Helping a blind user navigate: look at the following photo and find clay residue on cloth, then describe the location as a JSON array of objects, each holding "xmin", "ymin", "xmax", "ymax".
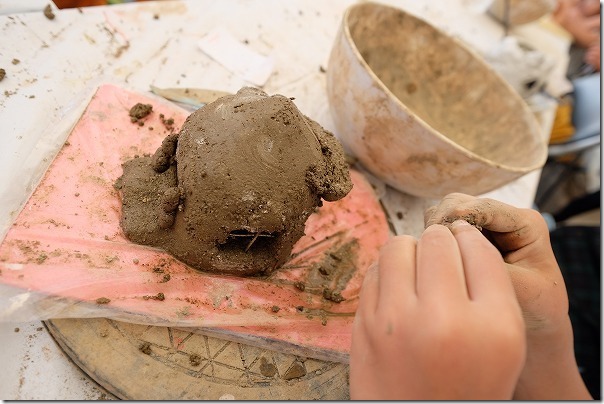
[{"xmin": 115, "ymin": 87, "xmax": 353, "ymax": 276}]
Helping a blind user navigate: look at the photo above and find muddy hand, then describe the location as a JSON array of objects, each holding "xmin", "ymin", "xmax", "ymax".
[
  {"xmin": 424, "ymin": 193, "xmax": 568, "ymax": 334},
  {"xmin": 350, "ymin": 224, "xmax": 525, "ymax": 399},
  {"xmin": 424, "ymin": 193, "xmax": 592, "ymax": 399}
]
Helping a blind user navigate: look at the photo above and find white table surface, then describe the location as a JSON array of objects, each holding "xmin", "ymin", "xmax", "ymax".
[{"xmin": 0, "ymin": 0, "xmax": 570, "ymax": 399}]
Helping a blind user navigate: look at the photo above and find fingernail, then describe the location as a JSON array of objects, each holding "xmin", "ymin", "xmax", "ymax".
[{"xmin": 424, "ymin": 223, "xmax": 445, "ymax": 233}]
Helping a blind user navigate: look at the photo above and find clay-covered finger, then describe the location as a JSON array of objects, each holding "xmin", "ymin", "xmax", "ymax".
[
  {"xmin": 416, "ymin": 224, "xmax": 467, "ymax": 301},
  {"xmin": 450, "ymin": 220, "xmax": 514, "ymax": 301},
  {"xmin": 432, "ymin": 198, "xmax": 554, "ymax": 267},
  {"xmin": 377, "ymin": 235, "xmax": 417, "ymax": 309},
  {"xmin": 423, "ymin": 206, "xmax": 437, "ymax": 227},
  {"xmin": 426, "ymin": 196, "xmax": 542, "ymax": 236},
  {"xmin": 424, "ymin": 193, "xmax": 476, "ymax": 227}
]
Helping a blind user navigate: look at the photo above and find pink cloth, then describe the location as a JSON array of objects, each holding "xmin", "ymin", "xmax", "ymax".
[{"xmin": 0, "ymin": 84, "xmax": 389, "ymax": 360}]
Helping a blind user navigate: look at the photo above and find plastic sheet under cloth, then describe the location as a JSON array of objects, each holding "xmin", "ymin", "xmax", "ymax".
[{"xmin": 0, "ymin": 84, "xmax": 389, "ymax": 362}]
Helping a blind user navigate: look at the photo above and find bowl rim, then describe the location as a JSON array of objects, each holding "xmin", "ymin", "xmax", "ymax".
[{"xmin": 340, "ymin": 1, "xmax": 548, "ymax": 173}]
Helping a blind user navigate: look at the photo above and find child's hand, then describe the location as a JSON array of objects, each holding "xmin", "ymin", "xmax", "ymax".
[
  {"xmin": 424, "ymin": 193, "xmax": 591, "ymax": 399},
  {"xmin": 350, "ymin": 222, "xmax": 526, "ymax": 400}
]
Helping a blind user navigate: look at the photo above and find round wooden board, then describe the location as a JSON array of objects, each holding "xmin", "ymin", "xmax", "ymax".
[{"xmin": 45, "ymin": 318, "xmax": 350, "ymax": 400}]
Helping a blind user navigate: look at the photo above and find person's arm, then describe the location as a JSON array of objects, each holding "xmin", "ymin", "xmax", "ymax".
[
  {"xmin": 350, "ymin": 222, "xmax": 526, "ymax": 400},
  {"xmin": 425, "ymin": 193, "xmax": 592, "ymax": 400}
]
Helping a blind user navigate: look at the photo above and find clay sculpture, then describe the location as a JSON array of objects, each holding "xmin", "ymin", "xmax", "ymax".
[{"xmin": 116, "ymin": 87, "xmax": 352, "ymax": 276}]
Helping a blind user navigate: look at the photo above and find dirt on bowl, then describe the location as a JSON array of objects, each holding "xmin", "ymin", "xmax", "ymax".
[{"xmin": 326, "ymin": 2, "xmax": 547, "ymax": 199}]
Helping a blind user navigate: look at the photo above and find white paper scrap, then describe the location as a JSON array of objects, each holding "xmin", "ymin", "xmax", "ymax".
[{"xmin": 198, "ymin": 27, "xmax": 274, "ymax": 87}]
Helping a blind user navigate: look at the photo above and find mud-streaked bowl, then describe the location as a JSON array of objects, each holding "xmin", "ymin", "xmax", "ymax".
[{"xmin": 326, "ymin": 2, "xmax": 547, "ymax": 199}]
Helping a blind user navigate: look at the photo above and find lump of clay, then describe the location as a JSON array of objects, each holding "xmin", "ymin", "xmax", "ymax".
[{"xmin": 115, "ymin": 87, "xmax": 353, "ymax": 276}]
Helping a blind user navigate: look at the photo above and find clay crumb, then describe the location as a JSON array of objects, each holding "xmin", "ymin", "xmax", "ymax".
[
  {"xmin": 271, "ymin": 305, "xmax": 280, "ymax": 313},
  {"xmin": 153, "ymin": 13, "xmax": 159, "ymax": 20},
  {"xmin": 143, "ymin": 292, "xmax": 165, "ymax": 301},
  {"xmin": 11, "ymin": 58, "xmax": 20, "ymax": 65},
  {"xmin": 43, "ymin": 4, "xmax": 55, "ymax": 20},
  {"xmin": 160, "ymin": 274, "xmax": 171, "ymax": 283},
  {"xmin": 129, "ymin": 103, "xmax": 153, "ymax": 123},
  {"xmin": 36, "ymin": 253, "xmax": 48, "ymax": 264},
  {"xmin": 105, "ymin": 255, "xmax": 118, "ymax": 264},
  {"xmin": 139, "ymin": 342, "xmax": 152, "ymax": 355},
  {"xmin": 189, "ymin": 354, "xmax": 201, "ymax": 366},
  {"xmin": 0, "ymin": 69, "xmax": 5, "ymax": 81},
  {"xmin": 95, "ymin": 297, "xmax": 111, "ymax": 304},
  {"xmin": 293, "ymin": 281, "xmax": 305, "ymax": 291},
  {"xmin": 396, "ymin": 211, "xmax": 404, "ymax": 220},
  {"xmin": 442, "ymin": 215, "xmax": 483, "ymax": 231},
  {"xmin": 259, "ymin": 357, "xmax": 277, "ymax": 377},
  {"xmin": 323, "ymin": 288, "xmax": 345, "ymax": 303},
  {"xmin": 159, "ymin": 113, "xmax": 175, "ymax": 130},
  {"xmin": 319, "ymin": 65, "xmax": 326, "ymax": 73},
  {"xmin": 14, "ymin": 327, "xmax": 20, "ymax": 333}
]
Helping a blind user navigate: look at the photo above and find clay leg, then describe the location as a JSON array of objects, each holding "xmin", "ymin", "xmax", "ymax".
[
  {"xmin": 157, "ymin": 186, "xmax": 181, "ymax": 229},
  {"xmin": 151, "ymin": 132, "xmax": 179, "ymax": 173}
]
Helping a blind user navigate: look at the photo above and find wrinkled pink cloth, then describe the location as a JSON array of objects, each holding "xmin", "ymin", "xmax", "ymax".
[{"xmin": 0, "ymin": 84, "xmax": 388, "ymax": 360}]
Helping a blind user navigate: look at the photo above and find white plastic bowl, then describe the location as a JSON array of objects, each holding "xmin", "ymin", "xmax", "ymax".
[{"xmin": 326, "ymin": 2, "xmax": 547, "ymax": 199}]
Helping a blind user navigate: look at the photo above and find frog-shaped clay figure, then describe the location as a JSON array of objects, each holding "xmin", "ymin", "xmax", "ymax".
[{"xmin": 116, "ymin": 87, "xmax": 353, "ymax": 276}]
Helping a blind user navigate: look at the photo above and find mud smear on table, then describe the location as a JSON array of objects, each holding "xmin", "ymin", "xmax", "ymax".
[
  {"xmin": 115, "ymin": 87, "xmax": 352, "ymax": 276},
  {"xmin": 43, "ymin": 5, "xmax": 55, "ymax": 20}
]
